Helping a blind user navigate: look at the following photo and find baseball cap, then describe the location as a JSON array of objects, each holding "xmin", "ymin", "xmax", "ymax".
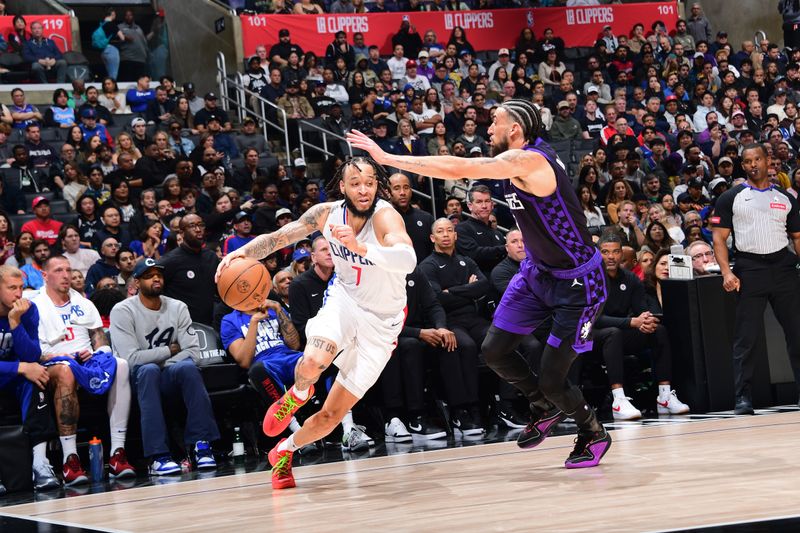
[
  {"xmin": 665, "ymin": 94, "xmax": 678, "ymax": 102},
  {"xmin": 682, "ymin": 163, "xmax": 697, "ymax": 174},
  {"xmin": 469, "ymin": 146, "xmax": 483, "ymax": 154},
  {"xmin": 279, "ymin": 28, "xmax": 290, "ymax": 37},
  {"xmin": 292, "ymin": 247, "xmax": 311, "ymax": 262},
  {"xmin": 131, "ymin": 117, "xmax": 146, "ymax": 127},
  {"xmin": 406, "ymin": 60, "xmax": 417, "ymax": 69},
  {"xmin": 557, "ymin": 100, "xmax": 570, "ymax": 109},
  {"xmin": 132, "ymin": 258, "xmax": 164, "ymax": 279},
  {"xmin": 418, "ymin": 50, "xmax": 429, "ymax": 59},
  {"xmin": 688, "ymin": 177, "xmax": 704, "ymax": 189},
  {"xmin": 294, "ymin": 157, "xmax": 306, "ymax": 168},
  {"xmin": 459, "ymin": 49, "xmax": 471, "ymax": 57},
  {"xmin": 709, "ymin": 177, "xmax": 728, "ymax": 190},
  {"xmin": 718, "ymin": 156, "xmax": 734, "ymax": 165},
  {"xmin": 732, "ymin": 109, "xmax": 745, "ymax": 118},
  {"xmin": 204, "ymin": 92, "xmax": 218, "ymax": 100},
  {"xmin": 287, "ymin": 79, "xmax": 300, "ymax": 88},
  {"xmin": 32, "ymin": 196, "xmax": 49, "ymax": 209},
  {"xmin": 80, "ymin": 108, "xmax": 97, "ymax": 119},
  {"xmin": 183, "ymin": 82, "xmax": 195, "ymax": 92},
  {"xmin": 775, "ymin": 87, "xmax": 788, "ymax": 95},
  {"xmin": 677, "ymin": 192, "xmax": 694, "ymax": 204},
  {"xmin": 603, "ymin": 25, "xmax": 612, "ymax": 30},
  {"xmin": 233, "ymin": 211, "xmax": 252, "ymax": 223},
  {"xmin": 717, "ymin": 31, "xmax": 728, "ymax": 38},
  {"xmin": 586, "ymin": 85, "xmax": 599, "ymax": 94},
  {"xmin": 694, "ymin": 52, "xmax": 705, "ymax": 59},
  {"xmin": 498, "ymin": 48, "xmax": 510, "ymax": 56},
  {"xmin": 276, "ymin": 208, "xmax": 293, "ymax": 219}
]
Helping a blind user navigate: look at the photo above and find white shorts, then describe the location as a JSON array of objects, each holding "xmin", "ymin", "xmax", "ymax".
[{"xmin": 305, "ymin": 285, "xmax": 405, "ymax": 398}]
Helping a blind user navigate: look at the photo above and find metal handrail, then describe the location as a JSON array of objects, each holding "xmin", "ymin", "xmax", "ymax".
[
  {"xmin": 296, "ymin": 118, "xmax": 353, "ymax": 161},
  {"xmin": 215, "ymin": 51, "xmax": 292, "ymax": 166}
]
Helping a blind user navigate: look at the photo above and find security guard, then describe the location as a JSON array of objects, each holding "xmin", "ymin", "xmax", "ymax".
[{"xmin": 712, "ymin": 144, "xmax": 800, "ymax": 415}]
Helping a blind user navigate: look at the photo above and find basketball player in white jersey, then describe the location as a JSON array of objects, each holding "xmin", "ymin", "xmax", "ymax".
[{"xmin": 216, "ymin": 157, "xmax": 416, "ymax": 489}]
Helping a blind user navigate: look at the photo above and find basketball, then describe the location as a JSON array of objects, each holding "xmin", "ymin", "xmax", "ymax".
[{"xmin": 217, "ymin": 257, "xmax": 272, "ymax": 312}]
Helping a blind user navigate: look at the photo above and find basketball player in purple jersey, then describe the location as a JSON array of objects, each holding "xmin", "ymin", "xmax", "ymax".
[{"xmin": 347, "ymin": 99, "xmax": 611, "ymax": 468}]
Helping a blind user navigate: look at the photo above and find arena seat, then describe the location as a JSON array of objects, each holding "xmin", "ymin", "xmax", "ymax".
[{"xmin": 191, "ymin": 321, "xmax": 248, "ymax": 398}]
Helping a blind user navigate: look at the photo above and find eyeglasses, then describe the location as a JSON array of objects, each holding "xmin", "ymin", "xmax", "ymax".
[
  {"xmin": 186, "ymin": 222, "xmax": 206, "ymax": 230},
  {"xmin": 104, "ymin": 242, "xmax": 121, "ymax": 248},
  {"xmin": 691, "ymin": 251, "xmax": 715, "ymax": 261}
]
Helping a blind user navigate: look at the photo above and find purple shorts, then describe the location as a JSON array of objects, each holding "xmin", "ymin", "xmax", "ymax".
[{"xmin": 493, "ymin": 259, "xmax": 607, "ymax": 353}]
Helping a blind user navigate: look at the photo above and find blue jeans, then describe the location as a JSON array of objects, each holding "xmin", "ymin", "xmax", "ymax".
[
  {"xmin": 131, "ymin": 359, "xmax": 220, "ymax": 458},
  {"xmin": 101, "ymin": 45, "xmax": 120, "ymax": 80}
]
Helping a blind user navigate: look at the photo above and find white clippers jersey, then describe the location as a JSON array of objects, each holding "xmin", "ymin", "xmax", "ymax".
[{"xmin": 322, "ymin": 199, "xmax": 408, "ymax": 317}]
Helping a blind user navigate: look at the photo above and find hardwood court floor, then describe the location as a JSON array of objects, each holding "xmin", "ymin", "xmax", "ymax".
[{"xmin": 4, "ymin": 412, "xmax": 800, "ymax": 532}]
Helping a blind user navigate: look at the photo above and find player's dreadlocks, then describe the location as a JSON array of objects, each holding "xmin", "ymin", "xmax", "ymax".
[
  {"xmin": 324, "ymin": 156, "xmax": 391, "ymax": 201},
  {"xmin": 500, "ymin": 99, "xmax": 543, "ymax": 144}
]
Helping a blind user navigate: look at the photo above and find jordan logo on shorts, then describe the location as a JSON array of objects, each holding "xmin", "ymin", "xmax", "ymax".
[{"xmin": 571, "ymin": 278, "xmax": 583, "ymax": 288}]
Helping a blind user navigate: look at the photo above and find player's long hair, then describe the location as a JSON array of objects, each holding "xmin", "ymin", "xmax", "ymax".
[
  {"xmin": 324, "ymin": 156, "xmax": 391, "ymax": 201},
  {"xmin": 500, "ymin": 99, "xmax": 543, "ymax": 144}
]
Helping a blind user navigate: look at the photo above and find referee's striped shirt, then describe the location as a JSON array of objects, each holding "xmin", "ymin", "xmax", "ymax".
[{"xmin": 712, "ymin": 184, "xmax": 800, "ymax": 254}]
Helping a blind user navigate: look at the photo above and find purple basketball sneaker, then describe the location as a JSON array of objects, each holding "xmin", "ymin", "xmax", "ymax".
[
  {"xmin": 517, "ymin": 408, "xmax": 566, "ymax": 449},
  {"xmin": 564, "ymin": 428, "xmax": 612, "ymax": 468}
]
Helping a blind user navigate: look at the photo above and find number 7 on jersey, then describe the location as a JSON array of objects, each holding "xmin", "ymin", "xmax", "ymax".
[{"xmin": 352, "ymin": 265, "xmax": 362, "ymax": 286}]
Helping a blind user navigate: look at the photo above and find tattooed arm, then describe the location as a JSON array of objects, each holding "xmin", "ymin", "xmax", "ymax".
[
  {"xmin": 274, "ymin": 307, "xmax": 301, "ymax": 351},
  {"xmin": 216, "ymin": 202, "xmax": 334, "ymax": 281},
  {"xmin": 346, "ymin": 129, "xmax": 557, "ymax": 195}
]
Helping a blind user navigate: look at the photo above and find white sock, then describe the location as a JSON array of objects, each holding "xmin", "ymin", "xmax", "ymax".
[
  {"xmin": 278, "ymin": 434, "xmax": 300, "ymax": 453},
  {"xmin": 658, "ymin": 384, "xmax": 672, "ymax": 398},
  {"xmin": 288, "ymin": 418, "xmax": 301, "ymax": 433},
  {"xmin": 60, "ymin": 435, "xmax": 77, "ymax": 460},
  {"xmin": 341, "ymin": 411, "xmax": 354, "ymax": 435},
  {"xmin": 292, "ymin": 385, "xmax": 309, "ymax": 401},
  {"xmin": 611, "ymin": 388, "xmax": 626, "ymax": 400},
  {"xmin": 108, "ymin": 358, "xmax": 131, "ymax": 452},
  {"xmin": 32, "ymin": 442, "xmax": 48, "ymax": 467}
]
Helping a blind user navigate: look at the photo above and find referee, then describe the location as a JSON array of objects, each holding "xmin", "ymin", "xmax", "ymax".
[{"xmin": 712, "ymin": 144, "xmax": 800, "ymax": 415}]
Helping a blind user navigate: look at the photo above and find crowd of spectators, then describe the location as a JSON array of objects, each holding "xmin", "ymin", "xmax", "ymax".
[{"xmin": 2, "ymin": 1, "xmax": 800, "ymax": 492}]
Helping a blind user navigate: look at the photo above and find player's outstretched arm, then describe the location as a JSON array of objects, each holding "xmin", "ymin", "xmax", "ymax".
[
  {"xmin": 346, "ymin": 129, "xmax": 553, "ymax": 191},
  {"xmin": 363, "ymin": 208, "xmax": 417, "ymax": 274},
  {"xmin": 215, "ymin": 202, "xmax": 334, "ymax": 281}
]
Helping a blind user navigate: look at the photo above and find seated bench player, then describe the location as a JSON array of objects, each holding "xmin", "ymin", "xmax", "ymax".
[{"xmin": 32, "ymin": 255, "xmax": 135, "ymax": 486}]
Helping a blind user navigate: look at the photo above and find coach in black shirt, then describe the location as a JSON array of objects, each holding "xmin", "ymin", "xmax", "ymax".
[
  {"xmin": 388, "ymin": 173, "xmax": 433, "ymax": 263},
  {"xmin": 288, "ymin": 236, "xmax": 333, "ymax": 346},
  {"xmin": 419, "ymin": 218, "xmax": 486, "ymax": 433},
  {"xmin": 159, "ymin": 214, "xmax": 220, "ymax": 325},
  {"xmin": 713, "ymin": 144, "xmax": 800, "ymax": 415},
  {"xmin": 456, "ymin": 185, "xmax": 506, "ymax": 278},
  {"xmin": 591, "ymin": 232, "xmax": 684, "ymax": 418},
  {"xmin": 380, "ymin": 267, "xmax": 452, "ymax": 439}
]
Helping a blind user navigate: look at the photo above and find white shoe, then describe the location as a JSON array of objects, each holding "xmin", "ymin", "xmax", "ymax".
[
  {"xmin": 657, "ymin": 390, "xmax": 690, "ymax": 415},
  {"xmin": 612, "ymin": 396, "xmax": 642, "ymax": 420},
  {"xmin": 342, "ymin": 425, "xmax": 375, "ymax": 451},
  {"xmin": 385, "ymin": 417, "xmax": 412, "ymax": 443}
]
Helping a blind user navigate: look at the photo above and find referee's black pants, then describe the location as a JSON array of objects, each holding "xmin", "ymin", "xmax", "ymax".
[{"xmin": 732, "ymin": 253, "xmax": 800, "ymax": 399}]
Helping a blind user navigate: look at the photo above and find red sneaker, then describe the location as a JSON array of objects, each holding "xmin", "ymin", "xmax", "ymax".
[
  {"xmin": 108, "ymin": 448, "xmax": 136, "ymax": 478},
  {"xmin": 262, "ymin": 385, "xmax": 314, "ymax": 437},
  {"xmin": 268, "ymin": 439, "xmax": 296, "ymax": 490},
  {"xmin": 62, "ymin": 453, "xmax": 89, "ymax": 487}
]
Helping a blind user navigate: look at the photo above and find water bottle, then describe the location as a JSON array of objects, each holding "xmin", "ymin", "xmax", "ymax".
[
  {"xmin": 88, "ymin": 436, "xmax": 104, "ymax": 481},
  {"xmin": 232, "ymin": 427, "xmax": 245, "ymax": 460}
]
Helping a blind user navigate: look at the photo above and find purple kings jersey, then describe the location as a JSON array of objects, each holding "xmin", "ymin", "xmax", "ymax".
[{"xmin": 503, "ymin": 139, "xmax": 596, "ymax": 271}]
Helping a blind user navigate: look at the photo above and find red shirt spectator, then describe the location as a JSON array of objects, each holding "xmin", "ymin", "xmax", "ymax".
[{"xmin": 21, "ymin": 196, "xmax": 63, "ymax": 246}]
